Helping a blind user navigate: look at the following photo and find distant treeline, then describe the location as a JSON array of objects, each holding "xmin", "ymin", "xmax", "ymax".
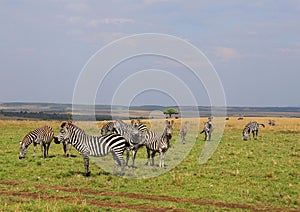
[
  {"xmin": 0, "ymin": 110, "xmax": 147, "ymax": 121},
  {"xmin": 0, "ymin": 110, "xmax": 115, "ymax": 121}
]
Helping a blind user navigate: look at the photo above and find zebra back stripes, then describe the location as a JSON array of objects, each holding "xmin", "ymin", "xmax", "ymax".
[
  {"xmin": 243, "ymin": 121, "xmax": 265, "ymax": 141},
  {"xmin": 131, "ymin": 119, "xmax": 148, "ymax": 134},
  {"xmin": 58, "ymin": 122, "xmax": 129, "ymax": 176},
  {"xmin": 19, "ymin": 126, "xmax": 55, "ymax": 159}
]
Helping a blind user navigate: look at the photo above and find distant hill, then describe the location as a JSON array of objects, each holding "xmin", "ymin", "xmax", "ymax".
[{"xmin": 0, "ymin": 102, "xmax": 299, "ymax": 120}]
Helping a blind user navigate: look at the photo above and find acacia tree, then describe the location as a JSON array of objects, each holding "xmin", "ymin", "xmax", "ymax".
[{"xmin": 163, "ymin": 108, "xmax": 179, "ymax": 118}]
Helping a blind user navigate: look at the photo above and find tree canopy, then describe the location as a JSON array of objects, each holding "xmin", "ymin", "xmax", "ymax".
[{"xmin": 163, "ymin": 108, "xmax": 179, "ymax": 118}]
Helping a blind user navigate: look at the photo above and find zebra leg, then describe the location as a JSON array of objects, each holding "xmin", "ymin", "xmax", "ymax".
[
  {"xmin": 46, "ymin": 142, "xmax": 51, "ymax": 158},
  {"xmin": 151, "ymin": 151, "xmax": 156, "ymax": 166},
  {"xmin": 159, "ymin": 152, "xmax": 163, "ymax": 167},
  {"xmin": 208, "ymin": 131, "xmax": 212, "ymax": 141},
  {"xmin": 42, "ymin": 143, "xmax": 47, "ymax": 158},
  {"xmin": 131, "ymin": 148, "xmax": 138, "ymax": 168},
  {"xmin": 125, "ymin": 149, "xmax": 130, "ymax": 167},
  {"xmin": 112, "ymin": 151, "xmax": 125, "ymax": 176},
  {"xmin": 63, "ymin": 142, "xmax": 68, "ymax": 157},
  {"xmin": 255, "ymin": 130, "xmax": 258, "ymax": 140},
  {"xmin": 83, "ymin": 155, "xmax": 91, "ymax": 177},
  {"xmin": 160, "ymin": 151, "xmax": 167, "ymax": 168},
  {"xmin": 32, "ymin": 142, "xmax": 37, "ymax": 157},
  {"xmin": 146, "ymin": 148, "xmax": 151, "ymax": 166}
]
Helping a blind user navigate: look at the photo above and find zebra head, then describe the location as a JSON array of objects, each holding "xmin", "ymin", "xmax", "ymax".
[
  {"xmin": 165, "ymin": 120, "xmax": 174, "ymax": 139},
  {"xmin": 131, "ymin": 119, "xmax": 140, "ymax": 128},
  {"xmin": 242, "ymin": 128, "xmax": 249, "ymax": 141},
  {"xmin": 58, "ymin": 122, "xmax": 72, "ymax": 144},
  {"xmin": 100, "ymin": 121, "xmax": 115, "ymax": 136},
  {"xmin": 19, "ymin": 137, "xmax": 30, "ymax": 159}
]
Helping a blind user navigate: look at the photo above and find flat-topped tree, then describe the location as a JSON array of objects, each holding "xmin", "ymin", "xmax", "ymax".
[{"xmin": 163, "ymin": 108, "xmax": 179, "ymax": 118}]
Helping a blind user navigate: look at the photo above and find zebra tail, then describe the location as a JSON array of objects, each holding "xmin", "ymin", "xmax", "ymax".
[{"xmin": 200, "ymin": 130, "xmax": 205, "ymax": 134}]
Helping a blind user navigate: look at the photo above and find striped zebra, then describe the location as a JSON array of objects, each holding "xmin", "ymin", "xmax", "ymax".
[
  {"xmin": 139, "ymin": 120, "xmax": 173, "ymax": 168},
  {"xmin": 200, "ymin": 120, "xmax": 213, "ymax": 141},
  {"xmin": 180, "ymin": 124, "xmax": 187, "ymax": 144},
  {"xmin": 243, "ymin": 121, "xmax": 265, "ymax": 141},
  {"xmin": 102, "ymin": 120, "xmax": 145, "ymax": 168},
  {"xmin": 19, "ymin": 126, "xmax": 56, "ymax": 159},
  {"xmin": 58, "ymin": 122, "xmax": 129, "ymax": 177}
]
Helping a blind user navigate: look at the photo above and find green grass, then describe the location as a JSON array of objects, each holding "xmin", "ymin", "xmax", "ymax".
[{"xmin": 0, "ymin": 118, "xmax": 299, "ymax": 211}]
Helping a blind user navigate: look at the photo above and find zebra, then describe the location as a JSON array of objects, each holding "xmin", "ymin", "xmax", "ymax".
[
  {"xmin": 19, "ymin": 126, "xmax": 56, "ymax": 159},
  {"xmin": 268, "ymin": 120, "xmax": 276, "ymax": 126},
  {"xmin": 137, "ymin": 120, "xmax": 173, "ymax": 168},
  {"xmin": 179, "ymin": 124, "xmax": 187, "ymax": 144},
  {"xmin": 58, "ymin": 122, "xmax": 129, "ymax": 177},
  {"xmin": 102, "ymin": 120, "xmax": 145, "ymax": 168},
  {"xmin": 243, "ymin": 121, "xmax": 265, "ymax": 141},
  {"xmin": 200, "ymin": 119, "xmax": 213, "ymax": 141}
]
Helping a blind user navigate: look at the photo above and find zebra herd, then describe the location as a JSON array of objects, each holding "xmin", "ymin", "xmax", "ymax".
[
  {"xmin": 18, "ymin": 118, "xmax": 268, "ymax": 177},
  {"xmin": 18, "ymin": 119, "xmax": 173, "ymax": 176}
]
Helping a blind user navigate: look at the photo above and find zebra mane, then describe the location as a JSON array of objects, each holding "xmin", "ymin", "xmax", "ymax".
[{"xmin": 61, "ymin": 121, "xmax": 72, "ymax": 128}]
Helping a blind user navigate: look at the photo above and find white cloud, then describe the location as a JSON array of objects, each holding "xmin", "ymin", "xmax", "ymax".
[
  {"xmin": 87, "ymin": 18, "xmax": 135, "ymax": 27},
  {"xmin": 214, "ymin": 47, "xmax": 240, "ymax": 62}
]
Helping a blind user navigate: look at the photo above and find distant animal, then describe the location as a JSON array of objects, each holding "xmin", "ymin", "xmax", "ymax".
[
  {"xmin": 179, "ymin": 124, "xmax": 187, "ymax": 144},
  {"xmin": 243, "ymin": 121, "xmax": 265, "ymax": 141},
  {"xmin": 58, "ymin": 122, "xmax": 129, "ymax": 177},
  {"xmin": 19, "ymin": 126, "xmax": 56, "ymax": 159},
  {"xmin": 268, "ymin": 120, "xmax": 276, "ymax": 126},
  {"xmin": 138, "ymin": 120, "xmax": 173, "ymax": 168},
  {"xmin": 200, "ymin": 120, "xmax": 213, "ymax": 141}
]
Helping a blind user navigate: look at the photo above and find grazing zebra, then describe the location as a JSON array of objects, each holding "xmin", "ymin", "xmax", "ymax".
[
  {"xmin": 100, "ymin": 121, "xmax": 116, "ymax": 135},
  {"xmin": 200, "ymin": 120, "xmax": 213, "ymax": 141},
  {"xmin": 268, "ymin": 120, "xmax": 276, "ymax": 126},
  {"xmin": 102, "ymin": 120, "xmax": 145, "ymax": 168},
  {"xmin": 58, "ymin": 122, "xmax": 129, "ymax": 177},
  {"xmin": 139, "ymin": 120, "xmax": 173, "ymax": 168},
  {"xmin": 243, "ymin": 121, "xmax": 265, "ymax": 141},
  {"xmin": 19, "ymin": 126, "xmax": 56, "ymax": 159},
  {"xmin": 179, "ymin": 124, "xmax": 187, "ymax": 144}
]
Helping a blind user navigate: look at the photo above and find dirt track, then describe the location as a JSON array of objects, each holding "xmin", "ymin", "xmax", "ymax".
[{"xmin": 0, "ymin": 181, "xmax": 298, "ymax": 211}]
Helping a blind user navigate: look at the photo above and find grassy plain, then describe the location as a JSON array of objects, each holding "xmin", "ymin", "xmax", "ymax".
[{"xmin": 0, "ymin": 117, "xmax": 299, "ymax": 211}]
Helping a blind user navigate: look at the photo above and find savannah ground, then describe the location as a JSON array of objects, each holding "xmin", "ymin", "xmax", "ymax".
[{"xmin": 0, "ymin": 117, "xmax": 299, "ymax": 211}]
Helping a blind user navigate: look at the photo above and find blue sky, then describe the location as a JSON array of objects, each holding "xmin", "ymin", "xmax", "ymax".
[{"xmin": 0, "ymin": 1, "xmax": 299, "ymax": 106}]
